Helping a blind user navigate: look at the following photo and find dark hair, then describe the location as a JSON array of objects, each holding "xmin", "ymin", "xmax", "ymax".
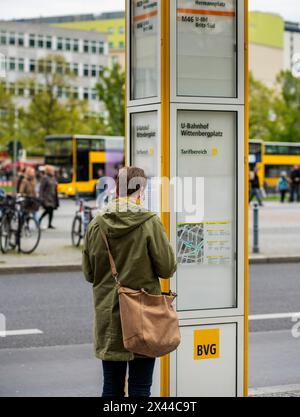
[{"xmin": 116, "ymin": 167, "xmax": 147, "ymax": 197}]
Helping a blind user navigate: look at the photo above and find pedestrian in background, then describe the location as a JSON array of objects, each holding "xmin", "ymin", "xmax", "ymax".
[
  {"xmin": 19, "ymin": 166, "xmax": 39, "ymax": 221},
  {"xmin": 289, "ymin": 165, "xmax": 300, "ymax": 202},
  {"xmin": 82, "ymin": 167, "xmax": 176, "ymax": 398},
  {"xmin": 16, "ymin": 165, "xmax": 26, "ymax": 193},
  {"xmin": 39, "ymin": 165, "xmax": 59, "ymax": 229},
  {"xmin": 249, "ymin": 166, "xmax": 263, "ymax": 206},
  {"xmin": 277, "ymin": 171, "xmax": 289, "ymax": 203}
]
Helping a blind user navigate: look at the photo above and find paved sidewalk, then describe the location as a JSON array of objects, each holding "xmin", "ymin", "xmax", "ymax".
[
  {"xmin": 249, "ymin": 201, "xmax": 300, "ymax": 258},
  {"xmin": 1, "ymin": 200, "xmax": 300, "ymax": 271},
  {"xmin": 0, "ymin": 199, "xmax": 97, "ymax": 270}
]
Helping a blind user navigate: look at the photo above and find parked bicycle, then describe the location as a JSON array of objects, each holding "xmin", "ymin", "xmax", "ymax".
[
  {"xmin": 0, "ymin": 195, "xmax": 41, "ymax": 254},
  {"xmin": 71, "ymin": 199, "xmax": 94, "ymax": 247}
]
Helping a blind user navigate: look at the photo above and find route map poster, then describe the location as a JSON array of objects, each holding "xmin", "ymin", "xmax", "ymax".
[
  {"xmin": 177, "ymin": 221, "xmax": 232, "ymax": 265},
  {"xmin": 176, "ymin": 0, "xmax": 237, "ymax": 97},
  {"xmin": 131, "ymin": 0, "xmax": 159, "ymax": 100}
]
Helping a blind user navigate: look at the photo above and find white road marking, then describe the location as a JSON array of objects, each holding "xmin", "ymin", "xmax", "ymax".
[
  {"xmin": 0, "ymin": 329, "xmax": 43, "ymax": 337},
  {"xmin": 249, "ymin": 312, "xmax": 300, "ymax": 321}
]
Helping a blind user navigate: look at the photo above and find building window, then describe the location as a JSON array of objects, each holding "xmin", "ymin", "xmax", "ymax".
[
  {"xmin": 18, "ymin": 58, "xmax": 24, "ymax": 72},
  {"xmin": 38, "ymin": 35, "xmax": 44, "ymax": 48},
  {"xmin": 91, "ymin": 41, "xmax": 97, "ymax": 54},
  {"xmin": 72, "ymin": 63, "xmax": 79, "ymax": 76},
  {"xmin": 29, "ymin": 85, "xmax": 35, "ymax": 97},
  {"xmin": 99, "ymin": 42, "xmax": 104, "ymax": 54},
  {"xmin": 108, "ymin": 27, "xmax": 114, "ymax": 34},
  {"xmin": 98, "ymin": 66, "xmax": 104, "ymax": 76},
  {"xmin": 9, "ymin": 32, "xmax": 15, "ymax": 46},
  {"xmin": 46, "ymin": 60, "xmax": 52, "ymax": 73},
  {"xmin": 65, "ymin": 62, "xmax": 71, "ymax": 75},
  {"xmin": 65, "ymin": 86, "xmax": 71, "ymax": 99},
  {"xmin": 38, "ymin": 60, "xmax": 44, "ymax": 73},
  {"xmin": 83, "ymin": 88, "xmax": 89, "ymax": 100},
  {"xmin": 17, "ymin": 84, "xmax": 24, "ymax": 97},
  {"xmin": 84, "ymin": 40, "xmax": 89, "ymax": 53},
  {"xmin": 57, "ymin": 86, "xmax": 63, "ymax": 98},
  {"xmin": 18, "ymin": 33, "xmax": 24, "ymax": 47},
  {"xmin": 91, "ymin": 65, "xmax": 97, "ymax": 77},
  {"xmin": 46, "ymin": 36, "xmax": 52, "ymax": 49},
  {"xmin": 0, "ymin": 31, "xmax": 7, "ymax": 45},
  {"xmin": 57, "ymin": 37, "xmax": 63, "ymax": 50},
  {"xmin": 9, "ymin": 57, "xmax": 16, "ymax": 71},
  {"xmin": 57, "ymin": 62, "xmax": 63, "ymax": 74},
  {"xmin": 29, "ymin": 59, "xmax": 36, "ymax": 73},
  {"xmin": 29, "ymin": 34, "xmax": 35, "ymax": 48},
  {"xmin": 73, "ymin": 39, "xmax": 79, "ymax": 52},
  {"xmin": 9, "ymin": 83, "xmax": 15, "ymax": 95},
  {"xmin": 73, "ymin": 87, "xmax": 79, "ymax": 99},
  {"xmin": 119, "ymin": 41, "xmax": 124, "ymax": 49},
  {"xmin": 119, "ymin": 26, "xmax": 125, "ymax": 34},
  {"xmin": 91, "ymin": 88, "xmax": 97, "ymax": 101},
  {"xmin": 83, "ymin": 64, "xmax": 89, "ymax": 77},
  {"xmin": 65, "ymin": 38, "xmax": 71, "ymax": 51},
  {"xmin": 109, "ymin": 42, "xmax": 114, "ymax": 50}
]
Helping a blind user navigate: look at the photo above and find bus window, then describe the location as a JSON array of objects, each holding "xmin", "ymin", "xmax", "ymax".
[
  {"xmin": 91, "ymin": 139, "xmax": 105, "ymax": 151},
  {"xmin": 76, "ymin": 140, "xmax": 90, "ymax": 182},
  {"xmin": 45, "ymin": 138, "xmax": 73, "ymax": 183},
  {"xmin": 249, "ymin": 142, "xmax": 262, "ymax": 163},
  {"xmin": 93, "ymin": 163, "xmax": 105, "ymax": 180},
  {"xmin": 265, "ymin": 165, "xmax": 292, "ymax": 178}
]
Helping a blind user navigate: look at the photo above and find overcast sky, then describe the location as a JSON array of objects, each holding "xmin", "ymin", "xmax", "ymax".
[{"xmin": 1, "ymin": 0, "xmax": 300, "ymax": 22}]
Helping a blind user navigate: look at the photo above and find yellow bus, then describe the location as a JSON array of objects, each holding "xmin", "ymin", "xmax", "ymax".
[
  {"xmin": 249, "ymin": 140, "xmax": 300, "ymax": 190},
  {"xmin": 45, "ymin": 135, "xmax": 124, "ymax": 196}
]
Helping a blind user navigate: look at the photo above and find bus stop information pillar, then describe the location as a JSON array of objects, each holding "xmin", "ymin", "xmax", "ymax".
[{"xmin": 126, "ymin": 0, "xmax": 249, "ymax": 397}]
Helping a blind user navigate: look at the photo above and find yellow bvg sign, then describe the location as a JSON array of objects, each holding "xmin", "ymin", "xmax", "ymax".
[{"xmin": 194, "ymin": 328, "xmax": 220, "ymax": 360}]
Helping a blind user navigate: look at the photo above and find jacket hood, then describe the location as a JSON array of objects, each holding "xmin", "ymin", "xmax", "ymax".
[{"xmin": 97, "ymin": 199, "xmax": 156, "ymax": 238}]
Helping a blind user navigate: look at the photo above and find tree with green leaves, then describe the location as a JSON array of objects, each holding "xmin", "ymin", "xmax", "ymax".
[
  {"xmin": 0, "ymin": 83, "xmax": 18, "ymax": 149},
  {"xmin": 270, "ymin": 70, "xmax": 300, "ymax": 143},
  {"xmin": 96, "ymin": 64, "xmax": 125, "ymax": 136},
  {"xmin": 21, "ymin": 54, "xmax": 88, "ymax": 153},
  {"xmin": 249, "ymin": 72, "xmax": 275, "ymax": 141}
]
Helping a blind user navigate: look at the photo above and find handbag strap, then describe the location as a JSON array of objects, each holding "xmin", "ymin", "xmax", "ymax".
[{"xmin": 100, "ymin": 230, "xmax": 119, "ymax": 284}]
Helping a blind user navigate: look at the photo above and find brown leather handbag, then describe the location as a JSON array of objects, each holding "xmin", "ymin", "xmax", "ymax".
[{"xmin": 100, "ymin": 230, "xmax": 181, "ymax": 358}]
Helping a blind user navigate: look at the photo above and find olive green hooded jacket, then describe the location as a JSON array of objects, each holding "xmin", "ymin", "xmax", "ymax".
[{"xmin": 82, "ymin": 199, "xmax": 177, "ymax": 361}]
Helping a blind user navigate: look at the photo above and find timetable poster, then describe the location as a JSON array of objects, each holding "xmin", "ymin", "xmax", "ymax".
[
  {"xmin": 131, "ymin": 0, "xmax": 159, "ymax": 100},
  {"xmin": 177, "ymin": 0, "xmax": 237, "ymax": 97}
]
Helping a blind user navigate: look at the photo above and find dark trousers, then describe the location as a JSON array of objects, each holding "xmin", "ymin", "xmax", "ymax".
[
  {"xmin": 290, "ymin": 184, "xmax": 300, "ymax": 202},
  {"xmin": 39, "ymin": 207, "xmax": 54, "ymax": 227},
  {"xmin": 280, "ymin": 190, "xmax": 287, "ymax": 203},
  {"xmin": 102, "ymin": 358, "xmax": 155, "ymax": 397},
  {"xmin": 249, "ymin": 188, "xmax": 263, "ymax": 206}
]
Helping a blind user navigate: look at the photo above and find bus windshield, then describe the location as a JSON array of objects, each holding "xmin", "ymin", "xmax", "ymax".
[{"xmin": 45, "ymin": 138, "xmax": 73, "ymax": 183}]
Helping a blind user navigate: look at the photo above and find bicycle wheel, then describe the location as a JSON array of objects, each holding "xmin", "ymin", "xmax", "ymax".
[
  {"xmin": 19, "ymin": 216, "xmax": 41, "ymax": 254},
  {"xmin": 71, "ymin": 215, "xmax": 82, "ymax": 247},
  {"xmin": 0, "ymin": 213, "xmax": 11, "ymax": 253}
]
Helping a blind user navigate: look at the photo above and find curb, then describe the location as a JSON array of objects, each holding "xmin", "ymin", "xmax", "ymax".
[
  {"xmin": 249, "ymin": 384, "xmax": 300, "ymax": 397},
  {"xmin": 249, "ymin": 255, "xmax": 300, "ymax": 265},
  {"xmin": 0, "ymin": 256, "xmax": 300, "ymax": 275},
  {"xmin": 0, "ymin": 264, "xmax": 82, "ymax": 275}
]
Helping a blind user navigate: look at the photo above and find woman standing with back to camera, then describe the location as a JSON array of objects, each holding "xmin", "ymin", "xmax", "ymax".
[{"xmin": 82, "ymin": 167, "xmax": 176, "ymax": 397}]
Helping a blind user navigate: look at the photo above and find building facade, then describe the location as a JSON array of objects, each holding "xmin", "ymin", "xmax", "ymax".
[
  {"xmin": 13, "ymin": 11, "xmax": 126, "ymax": 70},
  {"xmin": 284, "ymin": 21, "xmax": 300, "ymax": 76},
  {"xmin": 54, "ymin": 12, "xmax": 125, "ymax": 70},
  {"xmin": 249, "ymin": 12, "xmax": 284, "ymax": 87},
  {"xmin": 0, "ymin": 21, "xmax": 109, "ymax": 112}
]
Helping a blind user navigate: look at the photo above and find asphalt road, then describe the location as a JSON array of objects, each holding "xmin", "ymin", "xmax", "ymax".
[{"xmin": 0, "ymin": 264, "xmax": 300, "ymax": 395}]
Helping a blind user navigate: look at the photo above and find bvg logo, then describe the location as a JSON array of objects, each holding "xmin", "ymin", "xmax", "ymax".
[{"xmin": 194, "ymin": 328, "xmax": 220, "ymax": 360}]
